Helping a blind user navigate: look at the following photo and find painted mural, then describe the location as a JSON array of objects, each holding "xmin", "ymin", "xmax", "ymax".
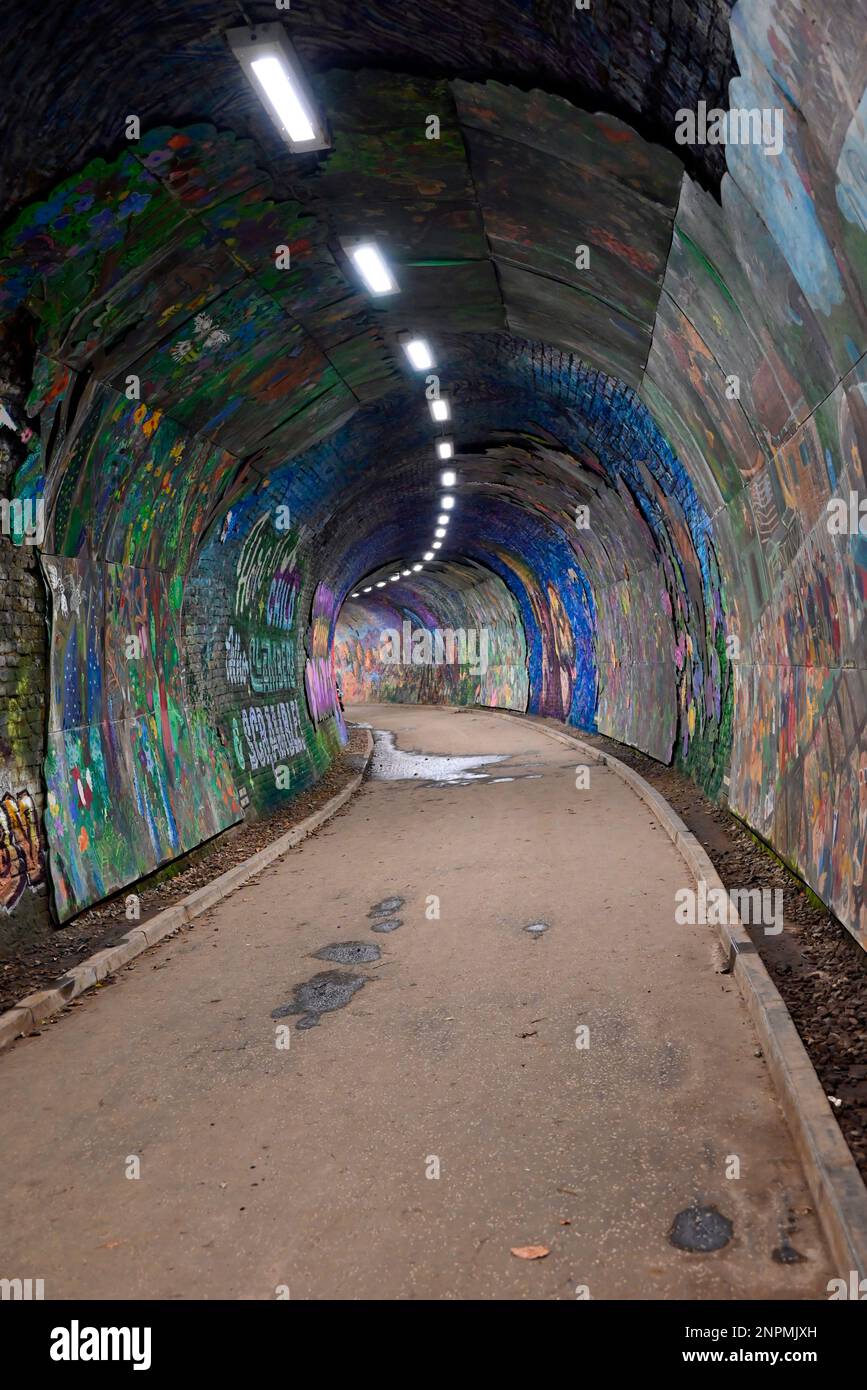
[
  {"xmin": 335, "ymin": 569, "xmax": 529, "ymax": 710},
  {"xmin": 0, "ymin": 789, "xmax": 45, "ymax": 912},
  {"xmin": 185, "ymin": 490, "xmax": 347, "ymax": 819},
  {"xmin": 305, "ymin": 581, "xmax": 344, "ymax": 729},
  {"xmin": 41, "ymin": 551, "xmax": 241, "ymax": 921}
]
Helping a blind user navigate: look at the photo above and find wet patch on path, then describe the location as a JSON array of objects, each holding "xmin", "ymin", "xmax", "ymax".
[{"xmin": 369, "ymin": 729, "xmax": 509, "ymax": 784}]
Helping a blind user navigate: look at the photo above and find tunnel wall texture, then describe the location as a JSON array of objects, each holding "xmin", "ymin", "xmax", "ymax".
[
  {"xmin": 334, "ymin": 565, "xmax": 529, "ymax": 708},
  {"xmin": 185, "ymin": 491, "xmax": 346, "ymax": 822},
  {"xmin": 0, "ymin": 0, "xmax": 863, "ymax": 948}
]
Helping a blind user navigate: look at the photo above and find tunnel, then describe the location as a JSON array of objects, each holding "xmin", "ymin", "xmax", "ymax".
[{"xmin": 0, "ymin": 0, "xmax": 865, "ymax": 1320}]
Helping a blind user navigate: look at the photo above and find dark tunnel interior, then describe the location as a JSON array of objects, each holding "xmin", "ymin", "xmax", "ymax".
[
  {"xmin": 2, "ymin": 0, "xmax": 862, "ymax": 943},
  {"xmin": 0, "ymin": 0, "xmax": 865, "ymax": 1314}
]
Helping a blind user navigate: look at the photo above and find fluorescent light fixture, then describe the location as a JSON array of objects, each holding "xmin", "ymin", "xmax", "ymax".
[
  {"xmin": 436, "ymin": 439, "xmax": 453, "ymax": 460},
  {"xmin": 440, "ymin": 469, "xmax": 456, "ymax": 486},
  {"xmin": 227, "ymin": 25, "xmax": 329, "ymax": 152},
  {"xmin": 351, "ymin": 591, "xmax": 360, "ymax": 597},
  {"xmin": 412, "ymin": 563, "xmax": 423, "ymax": 571},
  {"xmin": 424, "ymin": 551, "xmax": 434, "ymax": 561},
  {"xmin": 435, "ymin": 527, "xmax": 446, "ymax": 538},
  {"xmin": 429, "ymin": 397, "xmax": 449, "ymax": 423},
  {"xmin": 345, "ymin": 240, "xmax": 398, "ymax": 296},
  {"xmin": 376, "ymin": 581, "xmax": 386, "ymax": 588},
  {"xmin": 437, "ymin": 513, "xmax": 449, "ymax": 526},
  {"xmin": 401, "ymin": 336, "xmax": 434, "ymax": 371},
  {"xmin": 432, "ymin": 541, "xmax": 442, "ymax": 549},
  {"xmin": 363, "ymin": 586, "xmax": 372, "ymax": 593},
  {"xmin": 441, "ymin": 495, "xmax": 455, "ymax": 509},
  {"xmin": 390, "ymin": 574, "xmax": 400, "ymax": 581},
  {"xmin": 402, "ymin": 568, "xmax": 411, "ymax": 576}
]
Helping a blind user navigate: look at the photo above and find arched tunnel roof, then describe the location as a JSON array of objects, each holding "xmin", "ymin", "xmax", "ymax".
[{"xmin": 0, "ymin": 0, "xmax": 864, "ymax": 951}]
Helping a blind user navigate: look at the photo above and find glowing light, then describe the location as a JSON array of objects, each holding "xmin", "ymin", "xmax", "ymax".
[
  {"xmin": 227, "ymin": 26, "xmax": 328, "ymax": 151},
  {"xmin": 349, "ymin": 242, "xmax": 397, "ymax": 295},
  {"xmin": 402, "ymin": 338, "xmax": 434, "ymax": 370}
]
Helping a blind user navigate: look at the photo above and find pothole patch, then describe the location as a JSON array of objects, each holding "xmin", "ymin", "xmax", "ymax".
[
  {"xmin": 669, "ymin": 1205, "xmax": 733, "ymax": 1252},
  {"xmin": 271, "ymin": 970, "xmax": 368, "ymax": 1030},
  {"xmin": 371, "ymin": 918, "xmax": 402, "ymax": 933},
  {"xmin": 524, "ymin": 921, "xmax": 550, "ymax": 937},
  {"xmin": 772, "ymin": 1239, "xmax": 806, "ymax": 1264},
  {"xmin": 314, "ymin": 942, "xmax": 381, "ymax": 964},
  {"xmin": 369, "ymin": 896, "xmax": 405, "ymax": 917}
]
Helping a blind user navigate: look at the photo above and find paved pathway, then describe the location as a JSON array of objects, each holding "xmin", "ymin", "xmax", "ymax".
[{"xmin": 0, "ymin": 706, "xmax": 830, "ymax": 1299}]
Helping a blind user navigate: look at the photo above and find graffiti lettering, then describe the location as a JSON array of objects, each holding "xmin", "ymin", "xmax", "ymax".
[
  {"xmin": 226, "ymin": 628, "xmax": 297, "ymax": 692},
  {"xmin": 235, "ymin": 513, "xmax": 300, "ymax": 628},
  {"xmin": 0, "ymin": 790, "xmax": 46, "ymax": 912},
  {"xmin": 240, "ymin": 700, "xmax": 306, "ymax": 771}
]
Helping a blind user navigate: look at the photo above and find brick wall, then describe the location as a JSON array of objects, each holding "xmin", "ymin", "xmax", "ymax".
[{"xmin": 0, "ymin": 318, "xmax": 50, "ymax": 951}]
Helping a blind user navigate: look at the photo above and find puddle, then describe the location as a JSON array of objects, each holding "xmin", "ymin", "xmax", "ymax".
[
  {"xmin": 271, "ymin": 970, "xmax": 368, "ymax": 1030},
  {"xmin": 371, "ymin": 918, "xmax": 402, "ymax": 933},
  {"xmin": 370, "ymin": 729, "xmax": 509, "ymax": 784},
  {"xmin": 314, "ymin": 942, "xmax": 381, "ymax": 964},
  {"xmin": 524, "ymin": 921, "xmax": 550, "ymax": 937},
  {"xmin": 369, "ymin": 896, "xmax": 405, "ymax": 916},
  {"xmin": 669, "ymin": 1205, "xmax": 733, "ymax": 1252}
]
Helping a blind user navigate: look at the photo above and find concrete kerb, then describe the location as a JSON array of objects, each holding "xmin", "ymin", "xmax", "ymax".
[
  {"xmin": 0, "ymin": 730, "xmax": 374, "ymax": 1052},
  {"xmin": 481, "ymin": 707, "xmax": 867, "ymax": 1283}
]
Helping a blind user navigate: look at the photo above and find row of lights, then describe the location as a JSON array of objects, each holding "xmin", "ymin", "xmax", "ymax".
[
  {"xmin": 348, "ymin": 471, "xmax": 457, "ymax": 599},
  {"xmin": 401, "ymin": 335, "xmax": 459, "ymax": 567},
  {"xmin": 226, "ymin": 26, "xmax": 462, "ymax": 600},
  {"xmin": 349, "ymin": 330, "xmax": 458, "ymax": 596}
]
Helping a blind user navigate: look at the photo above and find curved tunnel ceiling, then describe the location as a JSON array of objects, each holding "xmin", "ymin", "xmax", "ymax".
[{"xmin": 0, "ymin": 0, "xmax": 864, "ymax": 948}]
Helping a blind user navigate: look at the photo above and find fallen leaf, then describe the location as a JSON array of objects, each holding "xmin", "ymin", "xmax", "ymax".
[{"xmin": 510, "ymin": 1245, "xmax": 549, "ymax": 1260}]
